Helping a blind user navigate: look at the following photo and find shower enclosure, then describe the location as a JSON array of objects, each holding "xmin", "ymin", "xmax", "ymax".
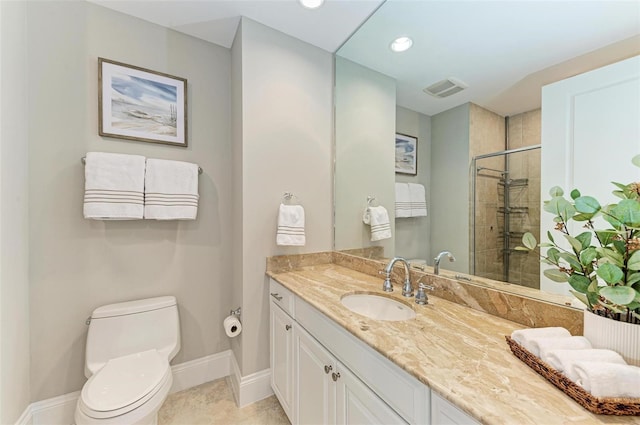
[{"xmin": 471, "ymin": 145, "xmax": 541, "ymax": 288}]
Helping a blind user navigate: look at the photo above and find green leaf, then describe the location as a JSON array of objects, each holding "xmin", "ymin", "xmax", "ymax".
[
  {"xmin": 547, "ymin": 231, "xmax": 555, "ymax": 244},
  {"xmin": 559, "ymin": 252, "xmax": 582, "ymax": 271},
  {"xmin": 514, "ymin": 246, "xmax": 530, "ymax": 251},
  {"xmin": 573, "ymin": 213, "xmax": 595, "ymax": 222},
  {"xmin": 570, "ymin": 290, "xmax": 589, "ymax": 308},
  {"xmin": 612, "ymin": 182, "xmax": 629, "ymax": 191},
  {"xmin": 574, "ymin": 196, "xmax": 601, "ymax": 214},
  {"xmin": 611, "ymin": 199, "xmax": 640, "ymax": 227},
  {"xmin": 549, "ymin": 186, "xmax": 564, "ymax": 197},
  {"xmin": 522, "ymin": 232, "xmax": 537, "ymax": 250},
  {"xmin": 600, "ymin": 286, "xmax": 636, "ymax": 306},
  {"xmin": 575, "ymin": 232, "xmax": 592, "ymax": 250},
  {"xmin": 613, "ymin": 240, "xmax": 626, "ymax": 255},
  {"xmin": 568, "ymin": 274, "xmax": 591, "ymax": 293},
  {"xmin": 596, "ymin": 247, "xmax": 624, "ymax": 267},
  {"xmin": 626, "ymin": 272, "xmax": 640, "ymax": 285},
  {"xmin": 570, "ymin": 189, "xmax": 581, "ymax": 200},
  {"xmin": 547, "ymin": 247, "xmax": 560, "ymax": 263},
  {"xmin": 632, "ymin": 154, "xmax": 640, "ymax": 168},
  {"xmin": 564, "ymin": 235, "xmax": 583, "ymax": 253},
  {"xmin": 596, "ymin": 263, "xmax": 624, "ymax": 284},
  {"xmin": 579, "ymin": 247, "xmax": 597, "ymax": 266},
  {"xmin": 544, "ymin": 269, "xmax": 569, "ymax": 282},
  {"xmin": 628, "ymin": 250, "xmax": 640, "ymax": 271},
  {"xmin": 539, "ymin": 243, "xmax": 554, "ymax": 248},
  {"xmin": 595, "ymin": 230, "xmax": 617, "ymax": 246},
  {"xmin": 545, "ymin": 197, "xmax": 576, "ymax": 222}
]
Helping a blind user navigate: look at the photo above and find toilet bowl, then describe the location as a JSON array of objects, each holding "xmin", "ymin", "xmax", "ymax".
[
  {"xmin": 75, "ymin": 350, "xmax": 172, "ymax": 425},
  {"xmin": 74, "ymin": 296, "xmax": 180, "ymax": 425}
]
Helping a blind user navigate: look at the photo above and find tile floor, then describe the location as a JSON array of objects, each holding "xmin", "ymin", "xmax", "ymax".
[{"xmin": 159, "ymin": 378, "xmax": 290, "ymax": 425}]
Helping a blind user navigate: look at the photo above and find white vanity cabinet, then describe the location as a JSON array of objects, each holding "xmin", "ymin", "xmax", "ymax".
[
  {"xmin": 269, "ymin": 281, "xmax": 295, "ymax": 421},
  {"xmin": 431, "ymin": 392, "xmax": 480, "ymax": 425}
]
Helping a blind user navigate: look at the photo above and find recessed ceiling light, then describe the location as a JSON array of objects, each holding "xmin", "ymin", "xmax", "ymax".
[
  {"xmin": 299, "ymin": 0, "xmax": 324, "ymax": 9},
  {"xmin": 390, "ymin": 36, "xmax": 413, "ymax": 53}
]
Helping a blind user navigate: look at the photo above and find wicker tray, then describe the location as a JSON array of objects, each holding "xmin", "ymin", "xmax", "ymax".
[{"xmin": 505, "ymin": 336, "xmax": 640, "ymax": 416}]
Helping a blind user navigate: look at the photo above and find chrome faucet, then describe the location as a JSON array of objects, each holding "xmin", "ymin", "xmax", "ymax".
[
  {"xmin": 381, "ymin": 257, "xmax": 413, "ymax": 297},
  {"xmin": 434, "ymin": 251, "xmax": 455, "ymax": 275}
]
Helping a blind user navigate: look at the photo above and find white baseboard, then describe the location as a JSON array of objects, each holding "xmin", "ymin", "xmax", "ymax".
[
  {"xmin": 230, "ymin": 353, "xmax": 273, "ymax": 408},
  {"xmin": 18, "ymin": 350, "xmax": 236, "ymax": 425}
]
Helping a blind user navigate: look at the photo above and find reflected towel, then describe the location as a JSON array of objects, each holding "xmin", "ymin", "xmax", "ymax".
[
  {"xmin": 573, "ymin": 362, "xmax": 640, "ymax": 398},
  {"xmin": 144, "ymin": 159, "xmax": 199, "ymax": 220},
  {"xmin": 277, "ymin": 204, "xmax": 305, "ymax": 246},
  {"xmin": 532, "ymin": 336, "xmax": 592, "ymax": 361},
  {"xmin": 408, "ymin": 183, "xmax": 427, "ymax": 217},
  {"xmin": 395, "ymin": 183, "xmax": 411, "ymax": 218},
  {"xmin": 510, "ymin": 327, "xmax": 571, "ymax": 357},
  {"xmin": 544, "ymin": 349, "xmax": 626, "ymax": 381},
  {"xmin": 83, "ymin": 152, "xmax": 145, "ymax": 220},
  {"xmin": 363, "ymin": 206, "xmax": 391, "ymax": 241}
]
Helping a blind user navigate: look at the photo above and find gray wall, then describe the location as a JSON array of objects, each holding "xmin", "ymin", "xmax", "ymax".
[
  {"xmin": 234, "ymin": 18, "xmax": 334, "ymax": 375},
  {"xmin": 0, "ymin": 1, "xmax": 31, "ymax": 421},
  {"xmin": 430, "ymin": 103, "xmax": 470, "ymax": 273},
  {"xmin": 27, "ymin": 1, "xmax": 232, "ymax": 401},
  {"xmin": 395, "ymin": 106, "xmax": 431, "ymax": 263},
  {"xmin": 334, "ymin": 57, "xmax": 396, "ymax": 256}
]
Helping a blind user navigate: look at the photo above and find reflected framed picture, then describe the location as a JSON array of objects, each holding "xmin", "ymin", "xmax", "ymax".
[
  {"xmin": 98, "ymin": 58, "xmax": 188, "ymax": 147},
  {"xmin": 395, "ymin": 133, "xmax": 417, "ymax": 175}
]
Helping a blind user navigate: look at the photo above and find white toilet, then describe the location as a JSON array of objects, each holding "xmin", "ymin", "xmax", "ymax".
[{"xmin": 74, "ymin": 296, "xmax": 180, "ymax": 425}]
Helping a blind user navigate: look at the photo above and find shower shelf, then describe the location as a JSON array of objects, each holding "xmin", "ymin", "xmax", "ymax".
[
  {"xmin": 499, "ymin": 178, "xmax": 529, "ymax": 187},
  {"xmin": 497, "ymin": 206, "xmax": 529, "ymax": 214}
]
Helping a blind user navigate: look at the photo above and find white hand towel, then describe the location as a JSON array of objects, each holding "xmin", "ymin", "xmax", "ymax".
[
  {"xmin": 277, "ymin": 204, "xmax": 305, "ymax": 246},
  {"xmin": 395, "ymin": 183, "xmax": 412, "ymax": 218},
  {"xmin": 83, "ymin": 152, "xmax": 145, "ymax": 220},
  {"xmin": 531, "ymin": 336, "xmax": 592, "ymax": 361},
  {"xmin": 363, "ymin": 206, "xmax": 392, "ymax": 241},
  {"xmin": 408, "ymin": 183, "xmax": 427, "ymax": 217},
  {"xmin": 510, "ymin": 327, "xmax": 571, "ymax": 356},
  {"xmin": 544, "ymin": 349, "xmax": 626, "ymax": 381},
  {"xmin": 573, "ymin": 361, "xmax": 640, "ymax": 398},
  {"xmin": 144, "ymin": 159, "xmax": 199, "ymax": 220}
]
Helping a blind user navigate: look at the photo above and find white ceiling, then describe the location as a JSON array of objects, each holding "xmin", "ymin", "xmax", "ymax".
[
  {"xmin": 337, "ymin": 0, "xmax": 640, "ymax": 116},
  {"xmin": 89, "ymin": 0, "xmax": 640, "ymax": 117},
  {"xmin": 87, "ymin": 0, "xmax": 384, "ymax": 51}
]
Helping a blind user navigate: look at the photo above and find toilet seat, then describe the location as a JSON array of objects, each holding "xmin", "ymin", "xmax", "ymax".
[{"xmin": 79, "ymin": 349, "xmax": 170, "ymax": 420}]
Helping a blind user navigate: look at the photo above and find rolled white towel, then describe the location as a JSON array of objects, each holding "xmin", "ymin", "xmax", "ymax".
[
  {"xmin": 572, "ymin": 361, "xmax": 640, "ymax": 398},
  {"xmin": 544, "ymin": 349, "xmax": 626, "ymax": 381},
  {"xmin": 532, "ymin": 336, "xmax": 592, "ymax": 360},
  {"xmin": 511, "ymin": 327, "xmax": 571, "ymax": 356}
]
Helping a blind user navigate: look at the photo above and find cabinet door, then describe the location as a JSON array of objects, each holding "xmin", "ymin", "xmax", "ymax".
[
  {"xmin": 271, "ymin": 301, "xmax": 294, "ymax": 420},
  {"xmin": 431, "ymin": 392, "xmax": 479, "ymax": 425},
  {"xmin": 335, "ymin": 364, "xmax": 407, "ymax": 425},
  {"xmin": 295, "ymin": 325, "xmax": 336, "ymax": 425}
]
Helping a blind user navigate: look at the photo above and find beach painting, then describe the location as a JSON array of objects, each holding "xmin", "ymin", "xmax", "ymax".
[
  {"xmin": 395, "ymin": 133, "xmax": 418, "ymax": 175},
  {"xmin": 99, "ymin": 58, "xmax": 187, "ymax": 146}
]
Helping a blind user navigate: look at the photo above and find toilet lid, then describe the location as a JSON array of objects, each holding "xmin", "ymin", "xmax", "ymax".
[{"xmin": 81, "ymin": 349, "xmax": 168, "ymax": 413}]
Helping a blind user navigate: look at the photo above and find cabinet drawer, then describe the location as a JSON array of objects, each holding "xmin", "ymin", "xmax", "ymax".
[
  {"xmin": 296, "ymin": 297, "xmax": 427, "ymax": 424},
  {"xmin": 269, "ymin": 279, "xmax": 295, "ymax": 317}
]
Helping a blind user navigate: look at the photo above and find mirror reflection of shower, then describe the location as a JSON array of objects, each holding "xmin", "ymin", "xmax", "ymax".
[{"xmin": 472, "ymin": 143, "xmax": 541, "ymax": 289}]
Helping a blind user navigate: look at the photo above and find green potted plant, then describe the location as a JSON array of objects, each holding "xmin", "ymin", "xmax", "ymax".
[{"xmin": 519, "ymin": 156, "xmax": 640, "ymax": 365}]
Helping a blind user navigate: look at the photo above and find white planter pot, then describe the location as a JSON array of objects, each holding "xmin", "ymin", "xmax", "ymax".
[{"xmin": 583, "ymin": 310, "xmax": 640, "ymax": 366}]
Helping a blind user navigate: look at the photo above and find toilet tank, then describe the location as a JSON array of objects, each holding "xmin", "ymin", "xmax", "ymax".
[{"xmin": 84, "ymin": 296, "xmax": 180, "ymax": 377}]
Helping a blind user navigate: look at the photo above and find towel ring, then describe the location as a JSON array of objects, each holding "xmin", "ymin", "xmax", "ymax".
[
  {"xmin": 283, "ymin": 192, "xmax": 300, "ymax": 205},
  {"xmin": 81, "ymin": 156, "xmax": 203, "ymax": 175},
  {"xmin": 367, "ymin": 196, "xmax": 379, "ymax": 207}
]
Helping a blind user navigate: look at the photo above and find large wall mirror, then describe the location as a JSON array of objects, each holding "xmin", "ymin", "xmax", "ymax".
[{"xmin": 334, "ymin": 0, "xmax": 640, "ymax": 303}]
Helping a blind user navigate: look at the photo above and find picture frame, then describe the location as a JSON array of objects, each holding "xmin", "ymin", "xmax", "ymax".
[
  {"xmin": 395, "ymin": 133, "xmax": 418, "ymax": 175},
  {"xmin": 98, "ymin": 58, "xmax": 188, "ymax": 147}
]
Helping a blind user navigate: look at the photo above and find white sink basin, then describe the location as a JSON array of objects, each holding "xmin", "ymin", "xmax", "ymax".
[{"xmin": 341, "ymin": 293, "xmax": 416, "ymax": 321}]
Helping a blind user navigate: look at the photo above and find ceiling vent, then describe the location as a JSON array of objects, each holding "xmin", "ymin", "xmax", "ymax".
[{"xmin": 423, "ymin": 78, "xmax": 467, "ymax": 98}]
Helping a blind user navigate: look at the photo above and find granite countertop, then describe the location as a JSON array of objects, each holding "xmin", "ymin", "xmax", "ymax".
[{"xmin": 267, "ymin": 262, "xmax": 636, "ymax": 425}]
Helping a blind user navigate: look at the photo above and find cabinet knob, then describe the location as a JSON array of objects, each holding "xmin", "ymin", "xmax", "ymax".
[
  {"xmin": 270, "ymin": 293, "xmax": 283, "ymax": 301},
  {"xmin": 285, "ymin": 324, "xmax": 292, "ymax": 331},
  {"xmin": 331, "ymin": 372, "xmax": 341, "ymax": 382},
  {"xmin": 324, "ymin": 365, "xmax": 332, "ymax": 374}
]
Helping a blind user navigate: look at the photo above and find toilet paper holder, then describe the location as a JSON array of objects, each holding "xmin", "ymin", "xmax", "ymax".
[{"xmin": 230, "ymin": 307, "xmax": 241, "ymax": 320}]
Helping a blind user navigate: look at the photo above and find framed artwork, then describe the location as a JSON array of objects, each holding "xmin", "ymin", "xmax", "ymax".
[
  {"xmin": 98, "ymin": 58, "xmax": 188, "ymax": 147},
  {"xmin": 395, "ymin": 133, "xmax": 418, "ymax": 175}
]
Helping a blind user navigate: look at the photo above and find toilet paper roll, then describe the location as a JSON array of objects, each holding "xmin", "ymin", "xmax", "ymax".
[{"xmin": 224, "ymin": 315, "xmax": 242, "ymax": 338}]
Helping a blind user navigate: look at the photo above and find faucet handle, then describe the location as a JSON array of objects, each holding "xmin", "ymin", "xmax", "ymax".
[
  {"xmin": 418, "ymin": 282, "xmax": 434, "ymax": 291},
  {"xmin": 415, "ymin": 279, "xmax": 434, "ymax": 305}
]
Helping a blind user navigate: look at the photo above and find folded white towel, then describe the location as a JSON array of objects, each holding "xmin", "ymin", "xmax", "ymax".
[
  {"xmin": 532, "ymin": 336, "xmax": 592, "ymax": 361},
  {"xmin": 511, "ymin": 327, "xmax": 571, "ymax": 356},
  {"xmin": 408, "ymin": 183, "xmax": 427, "ymax": 217},
  {"xmin": 395, "ymin": 183, "xmax": 412, "ymax": 218},
  {"xmin": 144, "ymin": 159, "xmax": 199, "ymax": 220},
  {"xmin": 573, "ymin": 361, "xmax": 640, "ymax": 398},
  {"xmin": 363, "ymin": 206, "xmax": 391, "ymax": 241},
  {"xmin": 277, "ymin": 204, "xmax": 305, "ymax": 246},
  {"xmin": 544, "ymin": 349, "xmax": 626, "ymax": 381},
  {"xmin": 83, "ymin": 152, "xmax": 145, "ymax": 220}
]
